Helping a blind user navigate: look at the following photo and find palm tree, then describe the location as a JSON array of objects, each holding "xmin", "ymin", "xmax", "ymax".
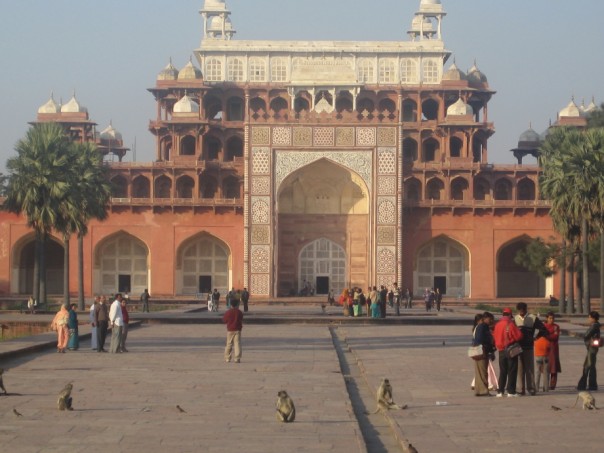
[
  {"xmin": 3, "ymin": 123, "xmax": 72, "ymax": 305},
  {"xmin": 540, "ymin": 127, "xmax": 604, "ymax": 313}
]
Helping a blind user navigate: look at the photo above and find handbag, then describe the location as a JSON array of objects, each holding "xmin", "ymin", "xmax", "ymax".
[
  {"xmin": 468, "ymin": 344, "xmax": 484, "ymax": 360},
  {"xmin": 591, "ymin": 337, "xmax": 601, "ymax": 348},
  {"xmin": 505, "ymin": 342, "xmax": 523, "ymax": 358}
]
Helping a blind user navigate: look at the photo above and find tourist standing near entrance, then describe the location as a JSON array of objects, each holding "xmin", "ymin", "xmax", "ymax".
[
  {"xmin": 379, "ymin": 286, "xmax": 388, "ymax": 318},
  {"xmin": 392, "ymin": 283, "xmax": 400, "ymax": 316},
  {"xmin": 241, "ymin": 287, "xmax": 250, "ymax": 312},
  {"xmin": 67, "ymin": 304, "xmax": 79, "ymax": 351},
  {"xmin": 212, "ymin": 288, "xmax": 221, "ymax": 312},
  {"xmin": 89, "ymin": 297, "xmax": 99, "ymax": 351},
  {"xmin": 109, "ymin": 294, "xmax": 124, "ymax": 354},
  {"xmin": 95, "ymin": 296, "xmax": 109, "ymax": 352},
  {"xmin": 140, "ymin": 289, "xmax": 150, "ymax": 313},
  {"xmin": 223, "ymin": 299, "xmax": 243, "ymax": 363},
  {"xmin": 120, "ymin": 297, "xmax": 130, "ymax": 352},
  {"xmin": 50, "ymin": 304, "xmax": 69, "ymax": 353}
]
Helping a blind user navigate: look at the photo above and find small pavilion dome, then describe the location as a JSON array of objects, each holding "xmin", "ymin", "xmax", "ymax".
[
  {"xmin": 442, "ymin": 62, "xmax": 467, "ymax": 81},
  {"xmin": 100, "ymin": 123, "xmax": 123, "ymax": 142},
  {"xmin": 467, "ymin": 64, "xmax": 488, "ymax": 84},
  {"xmin": 173, "ymin": 94, "xmax": 200, "ymax": 114},
  {"xmin": 518, "ymin": 127, "xmax": 541, "ymax": 145},
  {"xmin": 559, "ymin": 98, "xmax": 581, "ymax": 117},
  {"xmin": 158, "ymin": 60, "xmax": 179, "ymax": 81},
  {"xmin": 60, "ymin": 94, "xmax": 87, "ymax": 113},
  {"xmin": 447, "ymin": 98, "xmax": 473, "ymax": 116},
  {"xmin": 178, "ymin": 60, "xmax": 203, "ymax": 80},
  {"xmin": 38, "ymin": 94, "xmax": 59, "ymax": 114}
]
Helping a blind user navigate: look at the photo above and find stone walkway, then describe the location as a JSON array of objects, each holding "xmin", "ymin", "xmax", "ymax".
[{"xmin": 0, "ymin": 306, "xmax": 602, "ymax": 452}]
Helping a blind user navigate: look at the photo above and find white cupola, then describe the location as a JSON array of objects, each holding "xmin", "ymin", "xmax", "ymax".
[{"xmin": 200, "ymin": 0, "xmax": 236, "ymax": 40}]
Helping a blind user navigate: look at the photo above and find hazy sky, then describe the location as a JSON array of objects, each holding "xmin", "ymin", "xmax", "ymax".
[{"xmin": 1, "ymin": 0, "xmax": 603, "ymax": 172}]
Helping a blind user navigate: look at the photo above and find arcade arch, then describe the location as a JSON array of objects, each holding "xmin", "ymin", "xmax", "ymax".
[
  {"xmin": 299, "ymin": 238, "xmax": 346, "ymax": 296},
  {"xmin": 415, "ymin": 237, "xmax": 469, "ymax": 298},
  {"xmin": 497, "ymin": 238, "xmax": 546, "ymax": 297},
  {"xmin": 94, "ymin": 233, "xmax": 149, "ymax": 296},
  {"xmin": 12, "ymin": 235, "xmax": 64, "ymax": 295},
  {"xmin": 176, "ymin": 234, "xmax": 230, "ymax": 295}
]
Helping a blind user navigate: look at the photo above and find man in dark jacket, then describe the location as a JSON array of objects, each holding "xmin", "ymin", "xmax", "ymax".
[
  {"xmin": 514, "ymin": 302, "xmax": 548, "ymax": 395},
  {"xmin": 577, "ymin": 311, "xmax": 601, "ymax": 391}
]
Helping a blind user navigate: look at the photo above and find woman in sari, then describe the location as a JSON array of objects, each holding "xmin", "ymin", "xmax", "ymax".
[
  {"xmin": 544, "ymin": 311, "xmax": 561, "ymax": 390},
  {"xmin": 51, "ymin": 304, "xmax": 69, "ymax": 353},
  {"xmin": 67, "ymin": 303, "xmax": 79, "ymax": 350}
]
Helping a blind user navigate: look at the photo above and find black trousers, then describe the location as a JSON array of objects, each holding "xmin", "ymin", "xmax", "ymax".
[
  {"xmin": 97, "ymin": 320, "xmax": 108, "ymax": 351},
  {"xmin": 578, "ymin": 347, "xmax": 599, "ymax": 390},
  {"xmin": 498, "ymin": 351, "xmax": 519, "ymax": 394}
]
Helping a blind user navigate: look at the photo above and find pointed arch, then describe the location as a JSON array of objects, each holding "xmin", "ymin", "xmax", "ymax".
[
  {"xmin": 496, "ymin": 236, "xmax": 545, "ymax": 297},
  {"xmin": 176, "ymin": 232, "xmax": 231, "ymax": 295},
  {"xmin": 11, "ymin": 233, "xmax": 64, "ymax": 295},
  {"xmin": 298, "ymin": 238, "xmax": 347, "ymax": 296},
  {"xmin": 415, "ymin": 236, "xmax": 470, "ymax": 298},
  {"xmin": 94, "ymin": 231, "xmax": 149, "ymax": 295}
]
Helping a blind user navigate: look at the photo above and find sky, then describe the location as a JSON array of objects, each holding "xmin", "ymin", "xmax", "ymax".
[{"xmin": 1, "ymin": 0, "xmax": 603, "ymax": 172}]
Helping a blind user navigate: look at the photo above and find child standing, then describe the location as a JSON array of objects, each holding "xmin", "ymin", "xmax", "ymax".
[{"xmin": 534, "ymin": 331, "xmax": 551, "ymax": 392}]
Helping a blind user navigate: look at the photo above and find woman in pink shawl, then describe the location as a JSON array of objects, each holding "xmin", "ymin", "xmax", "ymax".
[{"xmin": 51, "ymin": 304, "xmax": 69, "ymax": 353}]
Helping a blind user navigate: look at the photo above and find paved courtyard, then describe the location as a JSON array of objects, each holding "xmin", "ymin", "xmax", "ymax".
[{"xmin": 0, "ymin": 308, "xmax": 602, "ymax": 452}]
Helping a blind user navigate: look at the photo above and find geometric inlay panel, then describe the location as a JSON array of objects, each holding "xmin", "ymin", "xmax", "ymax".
[
  {"xmin": 376, "ymin": 246, "xmax": 396, "ymax": 275},
  {"xmin": 272, "ymin": 127, "xmax": 292, "ymax": 146},
  {"xmin": 378, "ymin": 127, "xmax": 397, "ymax": 146},
  {"xmin": 251, "ymin": 273, "xmax": 270, "ymax": 295},
  {"xmin": 377, "ymin": 226, "xmax": 396, "ymax": 245},
  {"xmin": 275, "ymin": 151, "xmax": 373, "ymax": 195},
  {"xmin": 251, "ymin": 196, "xmax": 271, "ymax": 224},
  {"xmin": 336, "ymin": 127, "xmax": 355, "ymax": 147},
  {"xmin": 251, "ymin": 225, "xmax": 270, "ymax": 245},
  {"xmin": 251, "ymin": 147, "xmax": 271, "ymax": 175},
  {"xmin": 251, "ymin": 245, "xmax": 271, "ymax": 273},
  {"xmin": 251, "ymin": 127, "xmax": 270, "ymax": 145},
  {"xmin": 377, "ymin": 197, "xmax": 397, "ymax": 224},
  {"xmin": 377, "ymin": 274, "xmax": 396, "ymax": 290},
  {"xmin": 313, "ymin": 127, "xmax": 335, "ymax": 147},
  {"xmin": 293, "ymin": 127, "xmax": 313, "ymax": 146},
  {"xmin": 377, "ymin": 176, "xmax": 396, "ymax": 196},
  {"xmin": 378, "ymin": 148, "xmax": 397, "ymax": 174},
  {"xmin": 357, "ymin": 127, "xmax": 376, "ymax": 146},
  {"xmin": 251, "ymin": 176, "xmax": 271, "ymax": 195}
]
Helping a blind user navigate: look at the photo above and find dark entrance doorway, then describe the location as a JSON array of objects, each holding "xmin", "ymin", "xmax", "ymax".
[
  {"xmin": 118, "ymin": 274, "xmax": 131, "ymax": 293},
  {"xmin": 316, "ymin": 276, "xmax": 329, "ymax": 295},
  {"xmin": 434, "ymin": 276, "xmax": 447, "ymax": 295},
  {"xmin": 199, "ymin": 275, "xmax": 212, "ymax": 293}
]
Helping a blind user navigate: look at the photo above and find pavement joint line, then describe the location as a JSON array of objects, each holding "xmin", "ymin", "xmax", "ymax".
[
  {"xmin": 338, "ymin": 327, "xmax": 413, "ymax": 453},
  {"xmin": 331, "ymin": 326, "xmax": 406, "ymax": 453}
]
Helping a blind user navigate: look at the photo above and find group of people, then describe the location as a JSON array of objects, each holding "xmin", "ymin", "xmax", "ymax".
[
  {"xmin": 50, "ymin": 293, "xmax": 131, "ymax": 354},
  {"xmin": 335, "ymin": 283, "xmax": 414, "ymax": 318},
  {"xmin": 208, "ymin": 287, "xmax": 250, "ymax": 313},
  {"xmin": 423, "ymin": 288, "xmax": 443, "ymax": 312},
  {"xmin": 471, "ymin": 302, "xmax": 600, "ymax": 398}
]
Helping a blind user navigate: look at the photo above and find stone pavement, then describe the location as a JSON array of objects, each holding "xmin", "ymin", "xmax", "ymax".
[{"xmin": 0, "ymin": 306, "xmax": 602, "ymax": 453}]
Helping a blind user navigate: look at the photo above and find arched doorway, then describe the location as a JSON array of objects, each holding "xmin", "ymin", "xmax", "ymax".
[
  {"xmin": 497, "ymin": 238, "xmax": 545, "ymax": 297},
  {"xmin": 176, "ymin": 234, "xmax": 230, "ymax": 295},
  {"xmin": 299, "ymin": 238, "xmax": 346, "ymax": 296},
  {"xmin": 277, "ymin": 159, "xmax": 369, "ymax": 296},
  {"xmin": 14, "ymin": 235, "xmax": 64, "ymax": 295},
  {"xmin": 415, "ymin": 237, "xmax": 469, "ymax": 298},
  {"xmin": 95, "ymin": 233, "xmax": 149, "ymax": 296}
]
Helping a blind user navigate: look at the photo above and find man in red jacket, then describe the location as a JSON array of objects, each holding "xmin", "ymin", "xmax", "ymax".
[
  {"xmin": 223, "ymin": 299, "xmax": 243, "ymax": 363},
  {"xmin": 493, "ymin": 308, "xmax": 523, "ymax": 397}
]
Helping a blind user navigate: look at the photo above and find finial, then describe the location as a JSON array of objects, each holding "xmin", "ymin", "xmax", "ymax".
[
  {"xmin": 529, "ymin": 121, "xmax": 532, "ymax": 129},
  {"xmin": 50, "ymin": 90, "xmax": 54, "ymax": 100},
  {"xmin": 72, "ymin": 89, "xmax": 76, "ymax": 99}
]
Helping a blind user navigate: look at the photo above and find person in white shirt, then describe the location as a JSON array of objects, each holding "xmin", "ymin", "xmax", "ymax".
[{"xmin": 109, "ymin": 293, "xmax": 124, "ymax": 354}]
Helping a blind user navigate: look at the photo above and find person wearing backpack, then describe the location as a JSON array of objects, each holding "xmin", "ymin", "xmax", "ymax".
[{"xmin": 577, "ymin": 311, "xmax": 601, "ymax": 391}]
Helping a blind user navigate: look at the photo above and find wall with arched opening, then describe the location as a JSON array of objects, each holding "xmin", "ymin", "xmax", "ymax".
[
  {"xmin": 497, "ymin": 237, "xmax": 545, "ymax": 297},
  {"xmin": 11, "ymin": 234, "xmax": 64, "ymax": 295}
]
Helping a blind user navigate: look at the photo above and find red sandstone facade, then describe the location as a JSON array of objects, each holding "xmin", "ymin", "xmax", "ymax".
[{"xmin": 2, "ymin": 0, "xmax": 596, "ymax": 300}]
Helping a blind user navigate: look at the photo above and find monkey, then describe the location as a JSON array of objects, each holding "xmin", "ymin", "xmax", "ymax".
[
  {"xmin": 573, "ymin": 391, "xmax": 598, "ymax": 410},
  {"xmin": 13, "ymin": 408, "xmax": 23, "ymax": 417},
  {"xmin": 176, "ymin": 405, "xmax": 187, "ymax": 413},
  {"xmin": 0, "ymin": 368, "xmax": 7, "ymax": 395},
  {"xmin": 275, "ymin": 390, "xmax": 296, "ymax": 423},
  {"xmin": 365, "ymin": 378, "xmax": 405, "ymax": 415},
  {"xmin": 57, "ymin": 383, "xmax": 73, "ymax": 411}
]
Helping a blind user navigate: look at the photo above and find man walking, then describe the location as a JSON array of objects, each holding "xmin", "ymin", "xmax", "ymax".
[
  {"xmin": 109, "ymin": 294, "xmax": 124, "ymax": 354},
  {"xmin": 223, "ymin": 299, "xmax": 243, "ymax": 363}
]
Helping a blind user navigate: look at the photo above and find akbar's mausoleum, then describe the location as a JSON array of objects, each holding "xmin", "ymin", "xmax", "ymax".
[{"xmin": 1, "ymin": 0, "xmax": 598, "ymax": 300}]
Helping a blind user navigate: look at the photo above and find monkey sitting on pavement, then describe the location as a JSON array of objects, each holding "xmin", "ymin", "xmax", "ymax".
[
  {"xmin": 573, "ymin": 391, "xmax": 598, "ymax": 410},
  {"xmin": 57, "ymin": 383, "xmax": 74, "ymax": 411},
  {"xmin": 276, "ymin": 390, "xmax": 296, "ymax": 423},
  {"xmin": 365, "ymin": 378, "xmax": 406, "ymax": 414}
]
